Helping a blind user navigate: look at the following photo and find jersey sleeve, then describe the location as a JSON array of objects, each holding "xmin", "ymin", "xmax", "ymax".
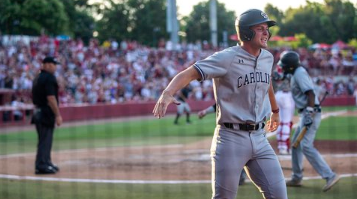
[
  {"xmin": 193, "ymin": 49, "xmax": 233, "ymax": 81},
  {"xmin": 295, "ymin": 68, "xmax": 314, "ymax": 93}
]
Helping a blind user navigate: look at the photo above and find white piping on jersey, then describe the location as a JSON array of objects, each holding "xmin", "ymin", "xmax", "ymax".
[
  {"xmin": 253, "ymin": 56, "xmax": 259, "ymax": 122},
  {"xmin": 193, "ymin": 64, "xmax": 205, "ymax": 81}
]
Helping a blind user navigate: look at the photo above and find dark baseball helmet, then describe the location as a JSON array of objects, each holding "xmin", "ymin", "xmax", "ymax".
[
  {"xmin": 235, "ymin": 9, "xmax": 276, "ymax": 41},
  {"xmin": 277, "ymin": 51, "xmax": 301, "ymax": 74}
]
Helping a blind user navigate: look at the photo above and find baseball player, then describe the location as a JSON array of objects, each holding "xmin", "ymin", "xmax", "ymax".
[
  {"xmin": 174, "ymin": 86, "xmax": 192, "ymax": 124},
  {"xmin": 274, "ymin": 79, "xmax": 295, "ymax": 155},
  {"xmin": 279, "ymin": 51, "xmax": 340, "ymax": 192},
  {"xmin": 153, "ymin": 9, "xmax": 287, "ymax": 199}
]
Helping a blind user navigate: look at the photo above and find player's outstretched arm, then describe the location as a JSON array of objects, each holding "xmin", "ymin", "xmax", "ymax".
[{"xmin": 153, "ymin": 66, "xmax": 201, "ymax": 118}]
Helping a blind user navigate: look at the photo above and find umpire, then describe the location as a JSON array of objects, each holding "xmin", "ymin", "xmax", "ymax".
[{"xmin": 31, "ymin": 56, "xmax": 62, "ymax": 174}]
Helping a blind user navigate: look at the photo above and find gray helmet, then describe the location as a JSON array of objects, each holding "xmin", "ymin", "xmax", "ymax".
[
  {"xmin": 235, "ymin": 9, "xmax": 276, "ymax": 41},
  {"xmin": 277, "ymin": 51, "xmax": 301, "ymax": 74}
]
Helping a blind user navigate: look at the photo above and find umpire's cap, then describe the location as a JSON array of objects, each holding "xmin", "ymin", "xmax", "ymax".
[
  {"xmin": 235, "ymin": 9, "xmax": 276, "ymax": 41},
  {"xmin": 42, "ymin": 56, "xmax": 59, "ymax": 64}
]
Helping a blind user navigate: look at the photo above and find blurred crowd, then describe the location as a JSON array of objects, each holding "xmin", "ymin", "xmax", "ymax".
[{"xmin": 0, "ymin": 35, "xmax": 356, "ymax": 107}]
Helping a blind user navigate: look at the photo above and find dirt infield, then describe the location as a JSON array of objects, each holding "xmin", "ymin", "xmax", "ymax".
[
  {"xmin": 0, "ymin": 138, "xmax": 356, "ymax": 181},
  {"xmin": 0, "ymin": 111, "xmax": 356, "ymax": 181}
]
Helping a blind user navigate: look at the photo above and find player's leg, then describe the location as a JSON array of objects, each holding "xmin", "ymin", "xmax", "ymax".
[
  {"xmin": 183, "ymin": 103, "xmax": 191, "ymax": 123},
  {"xmin": 239, "ymin": 169, "xmax": 246, "ymax": 185},
  {"xmin": 287, "ymin": 121, "xmax": 293, "ymax": 152},
  {"xmin": 246, "ymin": 130, "xmax": 288, "ymax": 199},
  {"xmin": 275, "ymin": 124, "xmax": 284, "ymax": 153},
  {"xmin": 279, "ymin": 124, "xmax": 291, "ymax": 155},
  {"xmin": 211, "ymin": 127, "xmax": 250, "ymax": 199},
  {"xmin": 289, "ymin": 124, "xmax": 305, "ymax": 182},
  {"xmin": 174, "ymin": 103, "xmax": 184, "ymax": 124},
  {"xmin": 300, "ymin": 113, "xmax": 335, "ymax": 179}
]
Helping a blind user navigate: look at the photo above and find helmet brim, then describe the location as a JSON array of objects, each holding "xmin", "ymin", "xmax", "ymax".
[
  {"xmin": 277, "ymin": 60, "xmax": 286, "ymax": 68},
  {"xmin": 267, "ymin": 20, "xmax": 276, "ymax": 27}
]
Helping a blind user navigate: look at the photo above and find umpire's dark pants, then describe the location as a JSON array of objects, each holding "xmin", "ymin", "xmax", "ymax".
[{"xmin": 35, "ymin": 122, "xmax": 54, "ymax": 169}]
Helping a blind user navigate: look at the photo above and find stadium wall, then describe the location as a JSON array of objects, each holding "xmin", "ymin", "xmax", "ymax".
[{"xmin": 0, "ymin": 96, "xmax": 355, "ymax": 127}]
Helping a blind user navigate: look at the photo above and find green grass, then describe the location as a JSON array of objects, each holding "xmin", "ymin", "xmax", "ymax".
[
  {"xmin": 0, "ymin": 108, "xmax": 356, "ymax": 199},
  {"xmin": 317, "ymin": 116, "xmax": 357, "ymax": 140},
  {"xmin": 281, "ymin": 106, "xmax": 357, "ymax": 141},
  {"xmin": 0, "ymin": 177, "xmax": 356, "ymax": 199},
  {"xmin": 290, "ymin": 106, "xmax": 356, "ymax": 116},
  {"xmin": 322, "ymin": 106, "xmax": 357, "ymax": 112},
  {"xmin": 0, "ymin": 115, "xmax": 216, "ymax": 155},
  {"xmin": 1, "ymin": 108, "xmax": 356, "ymax": 155}
]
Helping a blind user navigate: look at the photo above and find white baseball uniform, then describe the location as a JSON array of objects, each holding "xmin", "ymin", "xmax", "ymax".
[{"xmin": 275, "ymin": 90, "xmax": 295, "ymax": 153}]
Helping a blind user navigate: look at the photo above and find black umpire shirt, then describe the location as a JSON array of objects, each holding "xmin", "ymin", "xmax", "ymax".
[{"xmin": 32, "ymin": 70, "xmax": 59, "ymax": 127}]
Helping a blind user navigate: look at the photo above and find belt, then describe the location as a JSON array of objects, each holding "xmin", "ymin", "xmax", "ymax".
[
  {"xmin": 299, "ymin": 105, "xmax": 321, "ymax": 113},
  {"xmin": 223, "ymin": 123, "xmax": 265, "ymax": 131}
]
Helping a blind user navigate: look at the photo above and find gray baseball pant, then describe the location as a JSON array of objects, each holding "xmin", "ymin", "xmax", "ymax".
[
  {"xmin": 291, "ymin": 112, "xmax": 335, "ymax": 180},
  {"xmin": 211, "ymin": 125, "xmax": 288, "ymax": 199}
]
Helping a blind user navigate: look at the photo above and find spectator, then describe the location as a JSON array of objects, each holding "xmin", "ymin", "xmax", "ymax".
[
  {"xmin": 0, "ymin": 35, "xmax": 356, "ymax": 106},
  {"xmin": 346, "ymin": 76, "xmax": 355, "ymax": 96},
  {"xmin": 11, "ymin": 95, "xmax": 26, "ymax": 121}
]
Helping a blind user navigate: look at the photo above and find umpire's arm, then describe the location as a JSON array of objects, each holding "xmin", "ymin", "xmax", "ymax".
[
  {"xmin": 47, "ymin": 96, "xmax": 63, "ymax": 126},
  {"xmin": 153, "ymin": 66, "xmax": 200, "ymax": 118}
]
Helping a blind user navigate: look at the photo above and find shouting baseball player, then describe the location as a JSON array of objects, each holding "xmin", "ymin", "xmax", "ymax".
[
  {"xmin": 279, "ymin": 51, "xmax": 340, "ymax": 192},
  {"xmin": 153, "ymin": 9, "xmax": 287, "ymax": 199}
]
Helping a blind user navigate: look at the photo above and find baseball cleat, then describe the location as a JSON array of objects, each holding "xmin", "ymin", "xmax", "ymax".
[
  {"xmin": 286, "ymin": 178, "xmax": 302, "ymax": 187},
  {"xmin": 35, "ymin": 166, "xmax": 57, "ymax": 175},
  {"xmin": 279, "ymin": 149, "xmax": 290, "ymax": 155},
  {"xmin": 50, "ymin": 163, "xmax": 60, "ymax": 172},
  {"xmin": 322, "ymin": 174, "xmax": 340, "ymax": 192}
]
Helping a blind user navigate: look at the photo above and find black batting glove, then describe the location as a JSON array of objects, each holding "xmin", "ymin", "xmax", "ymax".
[{"xmin": 303, "ymin": 107, "xmax": 314, "ymax": 127}]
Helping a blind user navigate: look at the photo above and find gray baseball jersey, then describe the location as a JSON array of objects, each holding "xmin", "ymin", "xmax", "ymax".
[
  {"xmin": 194, "ymin": 46, "xmax": 287, "ymax": 199},
  {"xmin": 194, "ymin": 46, "xmax": 272, "ymax": 124},
  {"xmin": 290, "ymin": 66, "xmax": 320, "ymax": 108}
]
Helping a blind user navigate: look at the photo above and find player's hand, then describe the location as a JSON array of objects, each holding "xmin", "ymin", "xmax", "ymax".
[
  {"xmin": 303, "ymin": 109, "xmax": 314, "ymax": 127},
  {"xmin": 265, "ymin": 113, "xmax": 279, "ymax": 132},
  {"xmin": 198, "ymin": 110, "xmax": 206, "ymax": 119},
  {"xmin": 153, "ymin": 90, "xmax": 180, "ymax": 118},
  {"xmin": 56, "ymin": 115, "xmax": 62, "ymax": 126}
]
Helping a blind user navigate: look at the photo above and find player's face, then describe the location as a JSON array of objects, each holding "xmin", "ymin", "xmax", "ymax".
[{"xmin": 250, "ymin": 23, "xmax": 270, "ymax": 49}]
